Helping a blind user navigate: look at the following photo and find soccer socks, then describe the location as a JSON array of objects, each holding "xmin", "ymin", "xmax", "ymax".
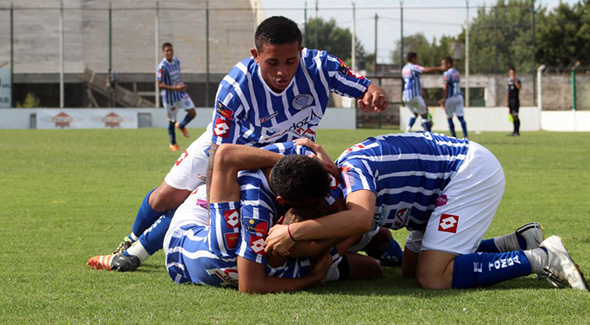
[
  {"xmin": 370, "ymin": 237, "xmax": 404, "ymax": 267},
  {"xmin": 131, "ymin": 188, "xmax": 169, "ymax": 238},
  {"xmin": 179, "ymin": 112, "xmax": 194, "ymax": 129},
  {"xmin": 421, "ymin": 120, "xmax": 432, "ymax": 132},
  {"xmin": 457, "ymin": 116, "xmax": 468, "ymax": 138},
  {"xmin": 168, "ymin": 123, "xmax": 176, "ymax": 145},
  {"xmin": 408, "ymin": 116, "xmax": 417, "ymax": 130},
  {"xmin": 137, "ymin": 214, "xmax": 173, "ymax": 255},
  {"xmin": 447, "ymin": 119, "xmax": 456, "ymax": 137},
  {"xmin": 476, "ymin": 232, "xmax": 527, "ymax": 253},
  {"xmin": 452, "ymin": 250, "xmax": 532, "ymax": 288},
  {"xmin": 514, "ymin": 119, "xmax": 520, "ymax": 135}
]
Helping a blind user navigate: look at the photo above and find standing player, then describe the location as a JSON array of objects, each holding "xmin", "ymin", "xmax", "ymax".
[
  {"xmin": 158, "ymin": 42, "xmax": 197, "ymax": 151},
  {"xmin": 402, "ymin": 52, "xmax": 441, "ymax": 132},
  {"xmin": 88, "ymin": 16, "xmax": 388, "ymax": 271},
  {"xmin": 265, "ymin": 133, "xmax": 589, "ymax": 291},
  {"xmin": 439, "ymin": 57, "xmax": 468, "ymax": 138},
  {"xmin": 507, "ymin": 67, "xmax": 521, "ymax": 136}
]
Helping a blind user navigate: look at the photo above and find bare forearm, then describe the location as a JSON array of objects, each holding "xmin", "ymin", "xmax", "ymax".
[
  {"xmin": 205, "ymin": 143, "xmax": 219, "ymax": 200},
  {"xmin": 237, "ymin": 257, "xmax": 323, "ymax": 294},
  {"xmin": 290, "ymin": 210, "xmax": 372, "ymax": 241},
  {"xmin": 288, "ymin": 239, "xmax": 341, "ymax": 258}
]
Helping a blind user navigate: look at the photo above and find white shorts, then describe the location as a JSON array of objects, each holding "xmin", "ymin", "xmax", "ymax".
[
  {"xmin": 444, "ymin": 96, "xmax": 464, "ymax": 117},
  {"xmin": 403, "ymin": 96, "xmax": 427, "ymax": 116},
  {"xmin": 164, "ymin": 126, "xmax": 212, "ymax": 191},
  {"xmin": 164, "ymin": 94, "xmax": 195, "ymax": 123},
  {"xmin": 406, "ymin": 141, "xmax": 505, "ymax": 256}
]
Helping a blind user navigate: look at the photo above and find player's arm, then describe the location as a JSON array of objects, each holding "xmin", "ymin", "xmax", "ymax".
[
  {"xmin": 292, "ymin": 138, "xmax": 339, "ymax": 178},
  {"xmin": 440, "ymin": 82, "xmax": 449, "ymax": 107},
  {"xmin": 506, "ymin": 87, "xmax": 509, "ymax": 107},
  {"xmin": 237, "ymin": 252, "xmax": 332, "ymax": 294},
  {"xmin": 265, "ymin": 190, "xmax": 376, "ymax": 256},
  {"xmin": 514, "ymin": 78, "xmax": 521, "ymax": 90},
  {"xmin": 423, "ymin": 66, "xmax": 441, "ymax": 73},
  {"xmin": 287, "ymin": 238, "xmax": 343, "ymax": 258},
  {"xmin": 158, "ymin": 82, "xmax": 185, "ymax": 91}
]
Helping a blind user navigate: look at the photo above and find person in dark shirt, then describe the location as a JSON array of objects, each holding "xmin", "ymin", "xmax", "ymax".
[{"xmin": 506, "ymin": 67, "xmax": 521, "ymax": 136}]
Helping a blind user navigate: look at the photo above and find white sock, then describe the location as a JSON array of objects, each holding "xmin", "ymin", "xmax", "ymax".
[
  {"xmin": 125, "ymin": 241, "xmax": 150, "ymax": 263},
  {"xmin": 129, "ymin": 233, "xmax": 139, "ymax": 242},
  {"xmin": 493, "ymin": 232, "xmax": 520, "ymax": 252},
  {"xmin": 524, "ymin": 247, "xmax": 548, "ymax": 274}
]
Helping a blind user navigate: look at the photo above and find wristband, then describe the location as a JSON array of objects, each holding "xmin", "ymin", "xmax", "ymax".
[{"xmin": 287, "ymin": 224, "xmax": 295, "ymax": 241}]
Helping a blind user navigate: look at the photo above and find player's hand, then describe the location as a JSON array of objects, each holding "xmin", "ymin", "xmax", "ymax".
[
  {"xmin": 177, "ymin": 83, "xmax": 187, "ymax": 91},
  {"xmin": 311, "ymin": 250, "xmax": 333, "ymax": 283},
  {"xmin": 265, "ymin": 224, "xmax": 296, "ymax": 257},
  {"xmin": 293, "ymin": 139, "xmax": 338, "ymax": 177},
  {"xmin": 358, "ymin": 84, "xmax": 388, "ymax": 113}
]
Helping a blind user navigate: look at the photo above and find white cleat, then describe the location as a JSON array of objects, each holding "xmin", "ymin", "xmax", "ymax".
[
  {"xmin": 516, "ymin": 222, "xmax": 544, "ymax": 250},
  {"xmin": 540, "ymin": 236, "xmax": 589, "ymax": 291}
]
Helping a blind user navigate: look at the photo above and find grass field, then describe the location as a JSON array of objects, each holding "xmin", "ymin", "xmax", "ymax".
[{"xmin": 1, "ymin": 128, "xmax": 590, "ymax": 323}]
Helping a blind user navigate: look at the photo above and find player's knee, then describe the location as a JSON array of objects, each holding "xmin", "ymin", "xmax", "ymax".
[
  {"xmin": 188, "ymin": 109, "xmax": 196, "ymax": 118},
  {"xmin": 150, "ymin": 187, "xmax": 186, "ymax": 212},
  {"xmin": 416, "ymin": 271, "xmax": 451, "ymax": 290}
]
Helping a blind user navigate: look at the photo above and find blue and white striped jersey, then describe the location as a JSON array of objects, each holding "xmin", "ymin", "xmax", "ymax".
[
  {"xmin": 335, "ymin": 132, "xmax": 469, "ymax": 231},
  {"xmin": 402, "ymin": 63, "xmax": 425, "ymax": 101},
  {"xmin": 211, "ymin": 48, "xmax": 371, "ymax": 146},
  {"xmin": 157, "ymin": 57, "xmax": 187, "ymax": 105},
  {"xmin": 443, "ymin": 68, "xmax": 462, "ymax": 98}
]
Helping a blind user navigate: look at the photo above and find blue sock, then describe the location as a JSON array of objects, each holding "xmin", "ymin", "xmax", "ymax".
[
  {"xmin": 476, "ymin": 239, "xmax": 500, "ymax": 253},
  {"xmin": 447, "ymin": 119, "xmax": 456, "ymax": 137},
  {"xmin": 179, "ymin": 113, "xmax": 194, "ymax": 129},
  {"xmin": 137, "ymin": 212, "xmax": 174, "ymax": 255},
  {"xmin": 422, "ymin": 120, "xmax": 432, "ymax": 132},
  {"xmin": 458, "ymin": 116, "xmax": 468, "ymax": 138},
  {"xmin": 131, "ymin": 188, "xmax": 163, "ymax": 237},
  {"xmin": 452, "ymin": 250, "xmax": 532, "ymax": 288},
  {"xmin": 168, "ymin": 123, "xmax": 176, "ymax": 145},
  {"xmin": 377, "ymin": 237, "xmax": 404, "ymax": 266},
  {"xmin": 408, "ymin": 116, "xmax": 417, "ymax": 129}
]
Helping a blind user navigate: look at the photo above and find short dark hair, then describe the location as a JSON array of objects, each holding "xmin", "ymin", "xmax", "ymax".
[
  {"xmin": 509, "ymin": 67, "xmax": 516, "ymax": 72},
  {"xmin": 406, "ymin": 52, "xmax": 417, "ymax": 62},
  {"xmin": 162, "ymin": 42, "xmax": 173, "ymax": 51},
  {"xmin": 442, "ymin": 56, "xmax": 453, "ymax": 66},
  {"xmin": 283, "ymin": 201, "xmax": 329, "ymax": 225},
  {"xmin": 254, "ymin": 16, "xmax": 302, "ymax": 51},
  {"xmin": 270, "ymin": 155, "xmax": 329, "ymax": 206}
]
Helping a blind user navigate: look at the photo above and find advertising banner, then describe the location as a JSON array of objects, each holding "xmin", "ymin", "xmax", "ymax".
[
  {"xmin": 36, "ymin": 109, "xmax": 138, "ymax": 129},
  {"xmin": 0, "ymin": 68, "xmax": 11, "ymax": 108}
]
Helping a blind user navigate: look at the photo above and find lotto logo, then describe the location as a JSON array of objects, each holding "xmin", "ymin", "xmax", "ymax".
[
  {"xmin": 214, "ymin": 119, "xmax": 230, "ymax": 138},
  {"xmin": 224, "ymin": 209, "xmax": 240, "ymax": 228},
  {"xmin": 438, "ymin": 214, "xmax": 459, "ymax": 233},
  {"xmin": 250, "ymin": 236, "xmax": 266, "ymax": 255},
  {"xmin": 175, "ymin": 150, "xmax": 189, "ymax": 166}
]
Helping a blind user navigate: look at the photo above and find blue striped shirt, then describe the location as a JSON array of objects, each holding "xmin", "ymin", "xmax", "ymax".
[
  {"xmin": 402, "ymin": 63, "xmax": 425, "ymax": 101},
  {"xmin": 336, "ymin": 132, "xmax": 469, "ymax": 231},
  {"xmin": 211, "ymin": 48, "xmax": 371, "ymax": 146},
  {"xmin": 157, "ymin": 57, "xmax": 187, "ymax": 105},
  {"xmin": 443, "ymin": 68, "xmax": 462, "ymax": 98}
]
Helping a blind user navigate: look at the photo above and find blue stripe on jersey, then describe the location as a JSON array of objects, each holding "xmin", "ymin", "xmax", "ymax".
[
  {"xmin": 402, "ymin": 63, "xmax": 425, "ymax": 101},
  {"xmin": 443, "ymin": 68, "xmax": 462, "ymax": 98},
  {"xmin": 335, "ymin": 132, "xmax": 469, "ymax": 231},
  {"xmin": 158, "ymin": 57, "xmax": 187, "ymax": 105},
  {"xmin": 211, "ymin": 48, "xmax": 371, "ymax": 146}
]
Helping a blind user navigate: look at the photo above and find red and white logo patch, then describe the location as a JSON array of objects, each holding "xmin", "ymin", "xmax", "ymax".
[
  {"xmin": 250, "ymin": 236, "xmax": 266, "ymax": 255},
  {"xmin": 175, "ymin": 150, "xmax": 189, "ymax": 166},
  {"xmin": 224, "ymin": 209, "xmax": 240, "ymax": 228},
  {"xmin": 224, "ymin": 233, "xmax": 239, "ymax": 249},
  {"xmin": 438, "ymin": 214, "xmax": 459, "ymax": 233},
  {"xmin": 214, "ymin": 119, "xmax": 230, "ymax": 138}
]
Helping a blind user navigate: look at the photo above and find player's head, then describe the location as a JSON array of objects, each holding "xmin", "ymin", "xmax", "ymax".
[
  {"xmin": 282, "ymin": 201, "xmax": 329, "ymax": 225},
  {"xmin": 442, "ymin": 56, "xmax": 453, "ymax": 70},
  {"xmin": 162, "ymin": 43, "xmax": 174, "ymax": 61},
  {"xmin": 406, "ymin": 52, "xmax": 418, "ymax": 64},
  {"xmin": 270, "ymin": 155, "xmax": 330, "ymax": 207},
  {"xmin": 509, "ymin": 67, "xmax": 516, "ymax": 78},
  {"xmin": 251, "ymin": 16, "xmax": 303, "ymax": 93}
]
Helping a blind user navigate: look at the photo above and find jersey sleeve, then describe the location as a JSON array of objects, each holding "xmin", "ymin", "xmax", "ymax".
[
  {"xmin": 339, "ymin": 159, "xmax": 377, "ymax": 198},
  {"xmin": 443, "ymin": 72, "xmax": 451, "ymax": 84},
  {"xmin": 412, "ymin": 65, "xmax": 425, "ymax": 74},
  {"xmin": 157, "ymin": 64, "xmax": 167, "ymax": 83},
  {"xmin": 211, "ymin": 98, "xmax": 242, "ymax": 145},
  {"xmin": 321, "ymin": 52, "xmax": 371, "ymax": 98}
]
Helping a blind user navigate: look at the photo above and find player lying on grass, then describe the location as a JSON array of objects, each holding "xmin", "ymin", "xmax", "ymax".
[
  {"xmin": 102, "ymin": 16, "xmax": 388, "ymax": 269},
  {"xmin": 265, "ymin": 134, "xmax": 589, "ymax": 290}
]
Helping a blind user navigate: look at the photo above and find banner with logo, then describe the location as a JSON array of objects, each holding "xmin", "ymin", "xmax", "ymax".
[
  {"xmin": 36, "ymin": 109, "xmax": 138, "ymax": 129},
  {"xmin": 0, "ymin": 68, "xmax": 11, "ymax": 108}
]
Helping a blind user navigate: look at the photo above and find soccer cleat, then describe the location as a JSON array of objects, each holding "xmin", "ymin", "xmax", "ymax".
[
  {"xmin": 87, "ymin": 254, "xmax": 115, "ymax": 271},
  {"xmin": 110, "ymin": 254, "xmax": 141, "ymax": 272},
  {"xmin": 176, "ymin": 122, "xmax": 190, "ymax": 138},
  {"xmin": 540, "ymin": 236, "xmax": 589, "ymax": 291},
  {"xmin": 404, "ymin": 126, "xmax": 411, "ymax": 132},
  {"xmin": 113, "ymin": 236, "xmax": 134, "ymax": 254},
  {"xmin": 169, "ymin": 143, "xmax": 180, "ymax": 151},
  {"xmin": 516, "ymin": 222, "xmax": 544, "ymax": 250}
]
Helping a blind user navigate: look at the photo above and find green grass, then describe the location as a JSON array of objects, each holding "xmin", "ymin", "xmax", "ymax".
[{"xmin": 1, "ymin": 128, "xmax": 589, "ymax": 323}]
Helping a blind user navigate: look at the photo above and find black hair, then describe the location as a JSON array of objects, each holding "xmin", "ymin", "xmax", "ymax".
[
  {"xmin": 283, "ymin": 201, "xmax": 329, "ymax": 225},
  {"xmin": 442, "ymin": 56, "xmax": 453, "ymax": 66},
  {"xmin": 270, "ymin": 155, "xmax": 329, "ymax": 206},
  {"xmin": 254, "ymin": 16, "xmax": 302, "ymax": 51},
  {"xmin": 509, "ymin": 67, "xmax": 516, "ymax": 72},
  {"xmin": 406, "ymin": 52, "xmax": 417, "ymax": 62},
  {"xmin": 162, "ymin": 42, "xmax": 173, "ymax": 51}
]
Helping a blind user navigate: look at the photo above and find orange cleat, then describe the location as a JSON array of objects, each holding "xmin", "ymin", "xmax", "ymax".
[
  {"xmin": 176, "ymin": 122, "xmax": 190, "ymax": 138},
  {"xmin": 169, "ymin": 143, "xmax": 180, "ymax": 151},
  {"xmin": 87, "ymin": 254, "xmax": 115, "ymax": 271}
]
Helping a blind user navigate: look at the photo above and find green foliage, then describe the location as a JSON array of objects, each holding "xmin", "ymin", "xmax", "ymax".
[
  {"xmin": 1, "ymin": 128, "xmax": 590, "ymax": 323},
  {"xmin": 16, "ymin": 92, "xmax": 41, "ymax": 108},
  {"xmin": 392, "ymin": 33, "xmax": 458, "ymax": 68}
]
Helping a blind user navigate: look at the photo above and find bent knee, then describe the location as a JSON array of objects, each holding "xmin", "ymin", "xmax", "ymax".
[{"xmin": 416, "ymin": 272, "xmax": 452, "ymax": 290}]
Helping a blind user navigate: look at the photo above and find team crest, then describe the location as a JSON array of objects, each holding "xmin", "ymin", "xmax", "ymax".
[
  {"xmin": 292, "ymin": 94, "xmax": 314, "ymax": 110},
  {"xmin": 245, "ymin": 218, "xmax": 268, "ymax": 236}
]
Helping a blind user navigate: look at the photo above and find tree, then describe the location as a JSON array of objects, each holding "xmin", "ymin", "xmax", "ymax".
[{"xmin": 391, "ymin": 33, "xmax": 459, "ymax": 68}]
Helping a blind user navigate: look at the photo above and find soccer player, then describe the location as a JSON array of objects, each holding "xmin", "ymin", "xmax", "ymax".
[
  {"xmin": 158, "ymin": 42, "xmax": 197, "ymax": 151},
  {"xmin": 507, "ymin": 67, "xmax": 522, "ymax": 136},
  {"xmin": 439, "ymin": 57, "xmax": 467, "ymax": 138},
  {"xmin": 92, "ymin": 16, "xmax": 388, "ymax": 270},
  {"xmin": 402, "ymin": 52, "xmax": 441, "ymax": 132},
  {"xmin": 264, "ymin": 133, "xmax": 589, "ymax": 290}
]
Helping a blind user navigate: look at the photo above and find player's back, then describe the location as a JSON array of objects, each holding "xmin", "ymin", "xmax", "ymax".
[
  {"xmin": 402, "ymin": 63, "xmax": 424, "ymax": 100},
  {"xmin": 444, "ymin": 68, "xmax": 462, "ymax": 98}
]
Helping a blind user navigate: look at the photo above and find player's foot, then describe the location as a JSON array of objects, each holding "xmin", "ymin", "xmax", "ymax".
[
  {"xmin": 87, "ymin": 254, "xmax": 115, "ymax": 271},
  {"xmin": 87, "ymin": 254, "xmax": 141, "ymax": 272},
  {"xmin": 404, "ymin": 126, "xmax": 411, "ymax": 132},
  {"xmin": 175, "ymin": 122, "xmax": 190, "ymax": 138},
  {"xmin": 113, "ymin": 236, "xmax": 134, "ymax": 254},
  {"xmin": 516, "ymin": 222, "xmax": 544, "ymax": 250},
  {"xmin": 540, "ymin": 236, "xmax": 589, "ymax": 291},
  {"xmin": 169, "ymin": 143, "xmax": 180, "ymax": 151}
]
